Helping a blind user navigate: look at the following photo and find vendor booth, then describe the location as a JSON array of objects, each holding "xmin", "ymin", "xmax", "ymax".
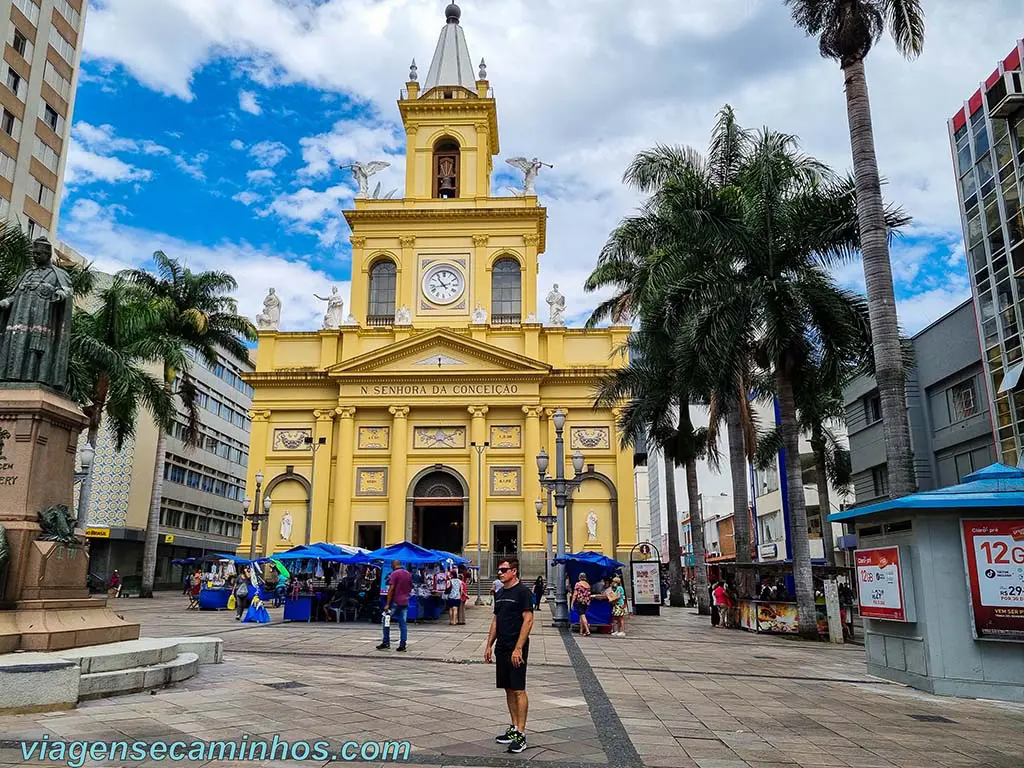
[
  {"xmin": 829, "ymin": 463, "xmax": 1024, "ymax": 702},
  {"xmin": 261, "ymin": 545, "xmax": 376, "ymax": 623},
  {"xmin": 368, "ymin": 541, "xmax": 465, "ymax": 621},
  {"xmin": 558, "ymin": 552, "xmax": 624, "ymax": 630},
  {"xmin": 190, "ymin": 553, "xmax": 256, "ymax": 610}
]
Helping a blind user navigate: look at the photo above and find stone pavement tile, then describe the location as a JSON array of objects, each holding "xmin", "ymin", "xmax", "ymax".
[{"xmin": 694, "ymin": 760, "xmax": 755, "ymax": 768}]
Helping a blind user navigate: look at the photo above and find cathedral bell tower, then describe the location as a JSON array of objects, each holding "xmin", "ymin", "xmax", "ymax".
[{"xmin": 399, "ymin": 2, "xmax": 499, "ymax": 200}]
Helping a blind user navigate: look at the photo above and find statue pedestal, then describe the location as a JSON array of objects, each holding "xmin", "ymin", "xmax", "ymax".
[
  {"xmin": 582, "ymin": 540, "xmax": 603, "ymax": 551},
  {"xmin": 0, "ymin": 388, "xmax": 140, "ymax": 653}
]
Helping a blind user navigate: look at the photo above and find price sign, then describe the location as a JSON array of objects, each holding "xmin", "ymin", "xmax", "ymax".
[
  {"xmin": 961, "ymin": 519, "xmax": 1024, "ymax": 642},
  {"xmin": 855, "ymin": 546, "xmax": 914, "ymax": 622}
]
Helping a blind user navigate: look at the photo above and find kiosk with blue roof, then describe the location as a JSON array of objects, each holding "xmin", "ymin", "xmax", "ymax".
[{"xmin": 829, "ymin": 462, "xmax": 1024, "ymax": 702}]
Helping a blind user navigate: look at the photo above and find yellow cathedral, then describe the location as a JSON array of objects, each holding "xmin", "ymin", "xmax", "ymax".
[{"xmin": 240, "ymin": 3, "xmax": 636, "ymax": 576}]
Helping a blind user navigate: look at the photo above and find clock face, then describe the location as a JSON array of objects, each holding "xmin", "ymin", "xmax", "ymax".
[{"xmin": 422, "ymin": 264, "xmax": 465, "ymax": 305}]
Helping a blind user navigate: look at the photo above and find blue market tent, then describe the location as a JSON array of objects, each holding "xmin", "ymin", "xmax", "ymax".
[
  {"xmin": 367, "ymin": 541, "xmax": 445, "ymax": 564},
  {"xmin": 555, "ymin": 552, "xmax": 624, "ymax": 628},
  {"xmin": 433, "ymin": 549, "xmax": 471, "ymax": 565},
  {"xmin": 210, "ymin": 553, "xmax": 254, "ymax": 564}
]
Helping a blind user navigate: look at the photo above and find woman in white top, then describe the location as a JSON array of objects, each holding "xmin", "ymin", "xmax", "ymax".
[{"xmin": 447, "ymin": 571, "xmax": 464, "ymax": 626}]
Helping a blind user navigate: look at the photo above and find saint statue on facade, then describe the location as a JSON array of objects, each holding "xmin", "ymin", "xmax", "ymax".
[
  {"xmin": 472, "ymin": 303, "xmax": 487, "ymax": 324},
  {"xmin": 280, "ymin": 510, "xmax": 293, "ymax": 542},
  {"xmin": 341, "ymin": 161, "xmax": 391, "ymax": 199},
  {"xmin": 315, "ymin": 286, "xmax": 344, "ymax": 330},
  {"xmin": 506, "ymin": 156, "xmax": 552, "ymax": 195},
  {"xmin": 0, "ymin": 238, "xmax": 73, "ymax": 390},
  {"xmin": 586, "ymin": 510, "xmax": 599, "ymax": 541},
  {"xmin": 255, "ymin": 288, "xmax": 281, "ymax": 330},
  {"xmin": 546, "ymin": 284, "xmax": 566, "ymax": 326}
]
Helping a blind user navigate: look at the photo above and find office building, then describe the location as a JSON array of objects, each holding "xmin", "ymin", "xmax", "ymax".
[
  {"xmin": 1, "ymin": 0, "xmax": 86, "ymax": 240},
  {"xmin": 948, "ymin": 37, "xmax": 1024, "ymax": 464},
  {"xmin": 844, "ymin": 300, "xmax": 995, "ymax": 506}
]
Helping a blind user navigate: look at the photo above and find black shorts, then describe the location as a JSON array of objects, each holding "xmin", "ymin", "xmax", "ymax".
[{"xmin": 495, "ymin": 645, "xmax": 529, "ymax": 691}]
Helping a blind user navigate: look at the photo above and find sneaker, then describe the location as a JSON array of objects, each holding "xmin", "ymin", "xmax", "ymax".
[
  {"xmin": 495, "ymin": 725, "xmax": 515, "ymax": 745},
  {"xmin": 507, "ymin": 730, "xmax": 527, "ymax": 753},
  {"xmin": 396, "ymin": 644, "xmax": 407, "ymax": 652},
  {"xmin": 376, "ymin": 643, "xmax": 390, "ymax": 650}
]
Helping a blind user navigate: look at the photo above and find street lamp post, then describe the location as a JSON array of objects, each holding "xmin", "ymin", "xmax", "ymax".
[
  {"xmin": 537, "ymin": 409, "xmax": 586, "ymax": 626},
  {"xmin": 470, "ymin": 440, "xmax": 489, "ymax": 605},
  {"xmin": 243, "ymin": 471, "xmax": 272, "ymax": 561},
  {"xmin": 74, "ymin": 443, "xmax": 96, "ymax": 530},
  {"xmin": 303, "ymin": 435, "xmax": 327, "ymax": 545},
  {"xmin": 535, "ymin": 493, "xmax": 557, "ymax": 603}
]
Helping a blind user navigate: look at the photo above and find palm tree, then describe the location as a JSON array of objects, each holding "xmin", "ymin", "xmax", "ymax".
[
  {"xmin": 596, "ymin": 318, "xmax": 712, "ymax": 614},
  {"xmin": 784, "ymin": 0, "xmax": 925, "ymax": 498},
  {"xmin": 122, "ymin": 252, "xmax": 256, "ymax": 598}
]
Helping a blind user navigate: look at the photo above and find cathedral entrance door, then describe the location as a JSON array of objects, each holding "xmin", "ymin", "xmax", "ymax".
[{"xmin": 410, "ymin": 470, "xmax": 465, "ymax": 554}]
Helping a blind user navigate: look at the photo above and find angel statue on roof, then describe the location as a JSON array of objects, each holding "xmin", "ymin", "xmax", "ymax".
[
  {"xmin": 506, "ymin": 156, "xmax": 553, "ymax": 195},
  {"xmin": 341, "ymin": 161, "xmax": 391, "ymax": 199}
]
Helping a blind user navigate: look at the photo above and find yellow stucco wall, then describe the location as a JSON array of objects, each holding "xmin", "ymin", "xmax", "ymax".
[{"xmin": 240, "ymin": 76, "xmax": 635, "ymax": 565}]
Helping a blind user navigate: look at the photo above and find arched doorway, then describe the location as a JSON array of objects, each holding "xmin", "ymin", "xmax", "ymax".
[{"xmin": 409, "ymin": 468, "xmax": 466, "ymax": 553}]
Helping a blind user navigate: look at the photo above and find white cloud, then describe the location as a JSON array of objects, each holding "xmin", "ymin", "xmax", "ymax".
[
  {"xmin": 232, "ymin": 190, "xmax": 262, "ymax": 206},
  {"xmin": 78, "ymin": 0, "xmax": 1024, "ymax": 330},
  {"xmin": 897, "ymin": 282, "xmax": 973, "ymax": 335},
  {"xmin": 246, "ymin": 168, "xmax": 275, "ymax": 185},
  {"xmin": 74, "ymin": 122, "xmax": 170, "ymax": 156},
  {"xmin": 174, "ymin": 152, "xmax": 208, "ymax": 181},
  {"xmin": 230, "ymin": 138, "xmax": 246, "ymax": 151},
  {"xmin": 248, "ymin": 140, "xmax": 289, "ymax": 168},
  {"xmin": 65, "ymin": 140, "xmax": 153, "ymax": 186},
  {"xmin": 61, "ymin": 199, "xmax": 349, "ymax": 332},
  {"xmin": 238, "ymin": 89, "xmax": 261, "ymax": 115}
]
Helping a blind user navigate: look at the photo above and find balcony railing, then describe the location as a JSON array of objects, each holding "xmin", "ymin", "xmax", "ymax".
[
  {"xmin": 366, "ymin": 315, "xmax": 393, "ymax": 327},
  {"xmin": 492, "ymin": 313, "xmax": 521, "ymax": 326}
]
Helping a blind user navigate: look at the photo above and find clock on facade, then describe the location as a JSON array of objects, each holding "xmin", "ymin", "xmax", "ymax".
[{"xmin": 422, "ymin": 263, "xmax": 465, "ymax": 305}]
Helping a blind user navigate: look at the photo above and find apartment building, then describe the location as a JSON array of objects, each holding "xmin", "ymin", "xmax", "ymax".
[
  {"xmin": 948, "ymin": 37, "xmax": 1024, "ymax": 464},
  {"xmin": 0, "ymin": 0, "xmax": 85, "ymax": 240},
  {"xmin": 59, "ymin": 243, "xmax": 255, "ymax": 590},
  {"xmin": 844, "ymin": 300, "xmax": 996, "ymax": 505}
]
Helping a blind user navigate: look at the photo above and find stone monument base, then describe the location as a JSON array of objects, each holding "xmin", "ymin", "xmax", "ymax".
[{"xmin": 0, "ymin": 387, "xmax": 140, "ymax": 653}]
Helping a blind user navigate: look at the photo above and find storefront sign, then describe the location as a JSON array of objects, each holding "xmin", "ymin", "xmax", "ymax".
[
  {"xmin": 855, "ymin": 546, "xmax": 915, "ymax": 622},
  {"xmin": 631, "ymin": 562, "xmax": 660, "ymax": 605},
  {"xmin": 961, "ymin": 519, "xmax": 1024, "ymax": 642},
  {"xmin": 758, "ymin": 543, "xmax": 778, "ymax": 560},
  {"xmin": 85, "ymin": 527, "xmax": 110, "ymax": 538},
  {"xmin": 164, "ymin": 534, "xmax": 175, "ymax": 544}
]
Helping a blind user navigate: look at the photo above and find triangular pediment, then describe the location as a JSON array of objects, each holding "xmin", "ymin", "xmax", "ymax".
[{"xmin": 326, "ymin": 329, "xmax": 550, "ymax": 377}]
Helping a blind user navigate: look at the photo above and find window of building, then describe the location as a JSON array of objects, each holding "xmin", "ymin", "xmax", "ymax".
[
  {"xmin": 0, "ymin": 197, "xmax": 10, "ymax": 220},
  {"xmin": 872, "ymin": 465, "xmax": 889, "ymax": 498},
  {"xmin": 33, "ymin": 136, "xmax": 59, "ymax": 173},
  {"xmin": 54, "ymin": 0, "xmax": 80, "ymax": 28},
  {"xmin": 26, "ymin": 218, "xmax": 47, "ymax": 240},
  {"xmin": 6, "ymin": 67, "xmax": 25, "ymax": 101},
  {"xmin": 12, "ymin": 29, "xmax": 29, "ymax": 58},
  {"xmin": 42, "ymin": 103, "xmax": 63, "ymax": 134},
  {"xmin": 864, "ymin": 394, "xmax": 882, "ymax": 425},
  {"xmin": 432, "ymin": 138, "xmax": 460, "ymax": 199},
  {"xmin": 367, "ymin": 259, "xmax": 397, "ymax": 322},
  {"xmin": 29, "ymin": 177, "xmax": 54, "ymax": 209},
  {"xmin": 13, "ymin": 0, "xmax": 40, "ymax": 26},
  {"xmin": 44, "ymin": 62, "xmax": 71, "ymax": 101},
  {"xmin": 755, "ymin": 461, "xmax": 779, "ymax": 496},
  {"xmin": 947, "ymin": 378, "xmax": 979, "ymax": 423},
  {"xmin": 0, "ymin": 110, "xmax": 15, "ymax": 137},
  {"xmin": 0, "ymin": 152, "xmax": 14, "ymax": 181},
  {"xmin": 48, "ymin": 26, "xmax": 74, "ymax": 64},
  {"xmin": 491, "ymin": 257, "xmax": 521, "ymax": 323}
]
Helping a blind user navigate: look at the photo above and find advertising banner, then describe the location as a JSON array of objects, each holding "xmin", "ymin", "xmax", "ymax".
[
  {"xmin": 631, "ymin": 562, "xmax": 661, "ymax": 605},
  {"xmin": 855, "ymin": 546, "xmax": 915, "ymax": 622},
  {"xmin": 961, "ymin": 519, "xmax": 1024, "ymax": 642}
]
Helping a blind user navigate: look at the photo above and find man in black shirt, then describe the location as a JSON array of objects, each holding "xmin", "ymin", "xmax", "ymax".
[{"xmin": 484, "ymin": 557, "xmax": 534, "ymax": 754}]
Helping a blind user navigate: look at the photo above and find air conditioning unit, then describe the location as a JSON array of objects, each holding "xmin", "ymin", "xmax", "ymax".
[{"xmin": 989, "ymin": 70, "xmax": 1024, "ymax": 119}]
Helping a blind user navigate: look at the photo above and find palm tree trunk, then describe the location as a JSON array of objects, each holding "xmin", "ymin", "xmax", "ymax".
[
  {"xmin": 776, "ymin": 371, "xmax": 817, "ymax": 639},
  {"xmin": 685, "ymin": 457, "xmax": 711, "ymax": 616},
  {"xmin": 726, "ymin": 409, "xmax": 753, "ymax": 598},
  {"xmin": 843, "ymin": 57, "xmax": 914, "ymax": 498},
  {"xmin": 663, "ymin": 453, "xmax": 686, "ymax": 608},
  {"xmin": 811, "ymin": 425, "xmax": 836, "ymax": 567},
  {"xmin": 140, "ymin": 377, "xmax": 172, "ymax": 598}
]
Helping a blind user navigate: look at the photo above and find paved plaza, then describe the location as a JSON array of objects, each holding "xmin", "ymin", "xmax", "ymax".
[{"xmin": 0, "ymin": 595, "xmax": 1022, "ymax": 768}]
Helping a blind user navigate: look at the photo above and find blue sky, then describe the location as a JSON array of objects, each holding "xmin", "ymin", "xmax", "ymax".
[{"xmin": 60, "ymin": 0, "xmax": 1023, "ymax": 333}]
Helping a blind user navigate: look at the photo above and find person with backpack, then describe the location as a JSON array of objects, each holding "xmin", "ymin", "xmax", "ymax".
[{"xmin": 570, "ymin": 573, "xmax": 592, "ymax": 636}]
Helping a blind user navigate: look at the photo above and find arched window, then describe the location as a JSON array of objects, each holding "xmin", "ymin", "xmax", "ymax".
[
  {"xmin": 491, "ymin": 257, "xmax": 521, "ymax": 324},
  {"xmin": 367, "ymin": 259, "xmax": 397, "ymax": 325},
  {"xmin": 433, "ymin": 138, "xmax": 460, "ymax": 199}
]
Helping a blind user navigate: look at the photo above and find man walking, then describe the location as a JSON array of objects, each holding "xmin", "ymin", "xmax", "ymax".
[
  {"xmin": 484, "ymin": 558, "xmax": 534, "ymax": 754},
  {"xmin": 377, "ymin": 560, "xmax": 411, "ymax": 652}
]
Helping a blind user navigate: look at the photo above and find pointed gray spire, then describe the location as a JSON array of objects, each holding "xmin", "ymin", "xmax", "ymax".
[
  {"xmin": 478, "ymin": 58, "xmax": 487, "ymax": 80},
  {"xmin": 422, "ymin": 2, "xmax": 476, "ymax": 93},
  {"xmin": 409, "ymin": 58, "xmax": 418, "ymax": 82}
]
